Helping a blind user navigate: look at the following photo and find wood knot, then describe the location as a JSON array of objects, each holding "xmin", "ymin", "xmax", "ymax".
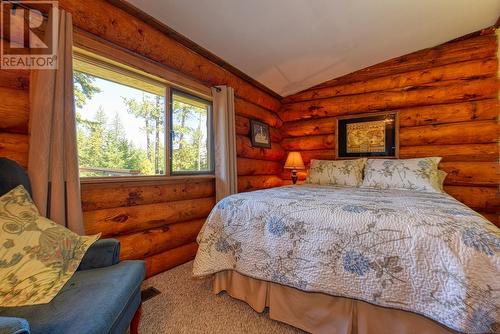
[
  {"xmin": 308, "ymin": 105, "xmax": 322, "ymax": 111},
  {"xmin": 107, "ymin": 214, "xmax": 128, "ymax": 223},
  {"xmin": 127, "ymin": 191, "xmax": 143, "ymax": 206}
]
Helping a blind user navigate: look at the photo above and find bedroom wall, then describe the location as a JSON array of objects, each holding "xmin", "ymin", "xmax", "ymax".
[
  {"xmin": 279, "ymin": 29, "xmax": 499, "ymax": 226},
  {"xmin": 0, "ymin": 1, "xmax": 284, "ymax": 277}
]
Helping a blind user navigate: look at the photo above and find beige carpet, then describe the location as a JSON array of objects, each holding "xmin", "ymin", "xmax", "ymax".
[{"xmin": 139, "ymin": 261, "xmax": 305, "ymax": 334}]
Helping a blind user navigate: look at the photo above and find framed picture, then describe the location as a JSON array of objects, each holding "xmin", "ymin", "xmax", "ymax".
[
  {"xmin": 250, "ymin": 119, "xmax": 271, "ymax": 148},
  {"xmin": 336, "ymin": 111, "xmax": 399, "ymax": 159}
]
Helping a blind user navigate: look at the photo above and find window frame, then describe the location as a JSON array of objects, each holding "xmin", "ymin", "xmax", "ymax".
[
  {"xmin": 73, "ymin": 32, "xmax": 215, "ymax": 184},
  {"xmin": 169, "ymin": 88, "xmax": 215, "ymax": 176}
]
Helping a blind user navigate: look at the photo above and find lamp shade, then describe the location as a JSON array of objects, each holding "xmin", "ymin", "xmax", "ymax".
[{"xmin": 284, "ymin": 152, "xmax": 305, "ymax": 170}]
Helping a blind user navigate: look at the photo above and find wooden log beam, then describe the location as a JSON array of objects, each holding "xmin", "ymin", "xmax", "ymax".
[
  {"xmin": 84, "ymin": 196, "xmax": 215, "ymax": 237},
  {"xmin": 236, "ymin": 135, "xmax": 285, "ymax": 161},
  {"xmin": 118, "ymin": 218, "xmax": 205, "ymax": 260},
  {"xmin": 145, "ymin": 242, "xmax": 198, "ymax": 278},
  {"xmin": 280, "ymin": 78, "xmax": 499, "ymax": 122},
  {"xmin": 298, "ymin": 149, "xmax": 337, "ymax": 165},
  {"xmin": 282, "ymin": 134, "xmax": 335, "ymax": 151},
  {"xmin": 238, "ymin": 175, "xmax": 283, "ymax": 192},
  {"xmin": 0, "ymin": 133, "xmax": 29, "ymax": 167},
  {"xmin": 235, "ymin": 115, "xmax": 282, "ymax": 143},
  {"xmin": 234, "ymin": 98, "xmax": 282, "ymax": 127},
  {"xmin": 440, "ymin": 162, "xmax": 499, "ymax": 187},
  {"xmin": 444, "ymin": 186, "xmax": 499, "ymax": 213},
  {"xmin": 280, "ymin": 100, "xmax": 499, "ymax": 138},
  {"xmin": 399, "ymin": 143, "xmax": 499, "ymax": 162},
  {"xmin": 0, "ymin": 87, "xmax": 30, "ymax": 134},
  {"xmin": 81, "ymin": 179, "xmax": 215, "ymax": 211},
  {"xmin": 284, "ymin": 58, "xmax": 498, "ymax": 103},
  {"xmin": 58, "ymin": 0, "xmax": 280, "ymax": 111},
  {"xmin": 399, "ymin": 99, "xmax": 499, "ymax": 127},
  {"xmin": 399, "ymin": 120, "xmax": 499, "ymax": 146},
  {"xmin": 0, "ymin": 69, "xmax": 29, "ymax": 90},
  {"xmin": 309, "ymin": 34, "xmax": 497, "ymax": 89},
  {"xmin": 237, "ymin": 158, "xmax": 282, "ymax": 176},
  {"xmin": 281, "ymin": 117, "xmax": 336, "ymax": 138}
]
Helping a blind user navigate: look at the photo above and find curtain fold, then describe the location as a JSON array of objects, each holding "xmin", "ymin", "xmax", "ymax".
[
  {"xmin": 28, "ymin": 9, "xmax": 85, "ymax": 234},
  {"xmin": 211, "ymin": 86, "xmax": 237, "ymax": 202}
]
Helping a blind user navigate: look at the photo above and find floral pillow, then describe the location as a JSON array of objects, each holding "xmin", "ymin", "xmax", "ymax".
[
  {"xmin": 0, "ymin": 185, "xmax": 99, "ymax": 307},
  {"xmin": 362, "ymin": 157, "xmax": 442, "ymax": 193},
  {"xmin": 306, "ymin": 159, "xmax": 366, "ymax": 187}
]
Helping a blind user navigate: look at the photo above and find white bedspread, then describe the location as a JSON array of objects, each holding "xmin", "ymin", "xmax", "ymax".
[{"xmin": 193, "ymin": 185, "xmax": 500, "ymax": 333}]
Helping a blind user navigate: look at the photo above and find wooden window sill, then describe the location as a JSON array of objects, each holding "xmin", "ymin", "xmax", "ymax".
[{"xmin": 80, "ymin": 174, "xmax": 215, "ymax": 188}]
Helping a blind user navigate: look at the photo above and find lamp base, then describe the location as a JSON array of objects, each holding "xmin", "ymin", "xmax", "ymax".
[{"xmin": 291, "ymin": 170, "xmax": 298, "ymax": 184}]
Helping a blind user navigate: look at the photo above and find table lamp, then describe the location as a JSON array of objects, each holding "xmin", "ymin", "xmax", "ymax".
[{"xmin": 284, "ymin": 151, "xmax": 305, "ymax": 184}]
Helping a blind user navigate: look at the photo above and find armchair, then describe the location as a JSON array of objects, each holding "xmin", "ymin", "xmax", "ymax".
[{"xmin": 0, "ymin": 158, "xmax": 145, "ymax": 334}]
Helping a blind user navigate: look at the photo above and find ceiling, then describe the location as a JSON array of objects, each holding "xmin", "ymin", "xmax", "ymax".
[{"xmin": 126, "ymin": 0, "xmax": 500, "ymax": 97}]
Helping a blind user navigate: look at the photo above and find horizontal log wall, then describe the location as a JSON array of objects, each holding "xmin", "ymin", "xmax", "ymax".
[
  {"xmin": 234, "ymin": 98, "xmax": 286, "ymax": 193},
  {"xmin": 81, "ymin": 179, "xmax": 215, "ymax": 277},
  {"xmin": 280, "ymin": 30, "xmax": 499, "ymax": 226}
]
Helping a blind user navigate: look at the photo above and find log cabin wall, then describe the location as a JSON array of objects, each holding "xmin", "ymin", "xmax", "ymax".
[
  {"xmin": 0, "ymin": 0, "xmax": 285, "ymax": 277},
  {"xmin": 0, "ymin": 37, "xmax": 30, "ymax": 168},
  {"xmin": 279, "ymin": 29, "xmax": 500, "ymax": 226}
]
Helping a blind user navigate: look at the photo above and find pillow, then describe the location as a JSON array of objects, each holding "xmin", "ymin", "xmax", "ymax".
[
  {"xmin": 437, "ymin": 170, "xmax": 447, "ymax": 192},
  {"xmin": 0, "ymin": 185, "xmax": 99, "ymax": 307},
  {"xmin": 306, "ymin": 159, "xmax": 366, "ymax": 187},
  {"xmin": 362, "ymin": 157, "xmax": 442, "ymax": 192}
]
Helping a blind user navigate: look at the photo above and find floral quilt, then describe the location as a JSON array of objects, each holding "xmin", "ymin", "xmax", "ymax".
[{"xmin": 192, "ymin": 185, "xmax": 500, "ymax": 334}]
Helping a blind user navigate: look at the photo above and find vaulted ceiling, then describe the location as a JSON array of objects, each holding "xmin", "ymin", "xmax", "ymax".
[{"xmin": 126, "ymin": 0, "xmax": 499, "ymax": 97}]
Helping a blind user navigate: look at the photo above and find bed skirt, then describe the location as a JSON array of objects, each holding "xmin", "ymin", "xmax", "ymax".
[{"xmin": 213, "ymin": 270, "xmax": 458, "ymax": 334}]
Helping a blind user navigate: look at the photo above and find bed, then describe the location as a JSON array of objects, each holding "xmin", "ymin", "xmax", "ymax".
[{"xmin": 192, "ymin": 185, "xmax": 500, "ymax": 334}]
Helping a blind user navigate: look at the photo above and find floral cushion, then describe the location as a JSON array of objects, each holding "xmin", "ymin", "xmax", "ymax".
[
  {"xmin": 0, "ymin": 185, "xmax": 99, "ymax": 307},
  {"xmin": 362, "ymin": 157, "xmax": 442, "ymax": 193},
  {"xmin": 306, "ymin": 159, "xmax": 366, "ymax": 186}
]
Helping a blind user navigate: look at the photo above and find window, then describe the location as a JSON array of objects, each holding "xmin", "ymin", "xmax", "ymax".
[
  {"xmin": 73, "ymin": 49, "xmax": 213, "ymax": 178},
  {"xmin": 171, "ymin": 90, "xmax": 213, "ymax": 174}
]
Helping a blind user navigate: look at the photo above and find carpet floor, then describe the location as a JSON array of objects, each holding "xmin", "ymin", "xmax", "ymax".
[{"xmin": 139, "ymin": 261, "xmax": 305, "ymax": 334}]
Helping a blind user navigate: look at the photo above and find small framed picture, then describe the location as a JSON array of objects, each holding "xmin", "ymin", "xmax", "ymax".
[
  {"xmin": 336, "ymin": 111, "xmax": 399, "ymax": 159},
  {"xmin": 250, "ymin": 119, "xmax": 271, "ymax": 148}
]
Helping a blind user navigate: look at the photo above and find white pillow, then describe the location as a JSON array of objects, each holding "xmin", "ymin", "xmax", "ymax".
[
  {"xmin": 307, "ymin": 159, "xmax": 366, "ymax": 187},
  {"xmin": 362, "ymin": 157, "xmax": 442, "ymax": 193}
]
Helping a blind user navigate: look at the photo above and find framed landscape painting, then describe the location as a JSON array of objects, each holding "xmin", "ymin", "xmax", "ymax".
[
  {"xmin": 336, "ymin": 111, "xmax": 399, "ymax": 159},
  {"xmin": 250, "ymin": 119, "xmax": 271, "ymax": 148}
]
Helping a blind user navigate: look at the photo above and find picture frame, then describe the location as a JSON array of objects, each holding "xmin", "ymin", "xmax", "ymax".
[
  {"xmin": 336, "ymin": 111, "xmax": 399, "ymax": 159},
  {"xmin": 250, "ymin": 119, "xmax": 271, "ymax": 148}
]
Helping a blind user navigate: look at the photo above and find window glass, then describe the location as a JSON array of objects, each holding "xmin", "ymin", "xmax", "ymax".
[
  {"xmin": 171, "ymin": 91, "xmax": 212, "ymax": 174},
  {"xmin": 73, "ymin": 70, "xmax": 166, "ymax": 177}
]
